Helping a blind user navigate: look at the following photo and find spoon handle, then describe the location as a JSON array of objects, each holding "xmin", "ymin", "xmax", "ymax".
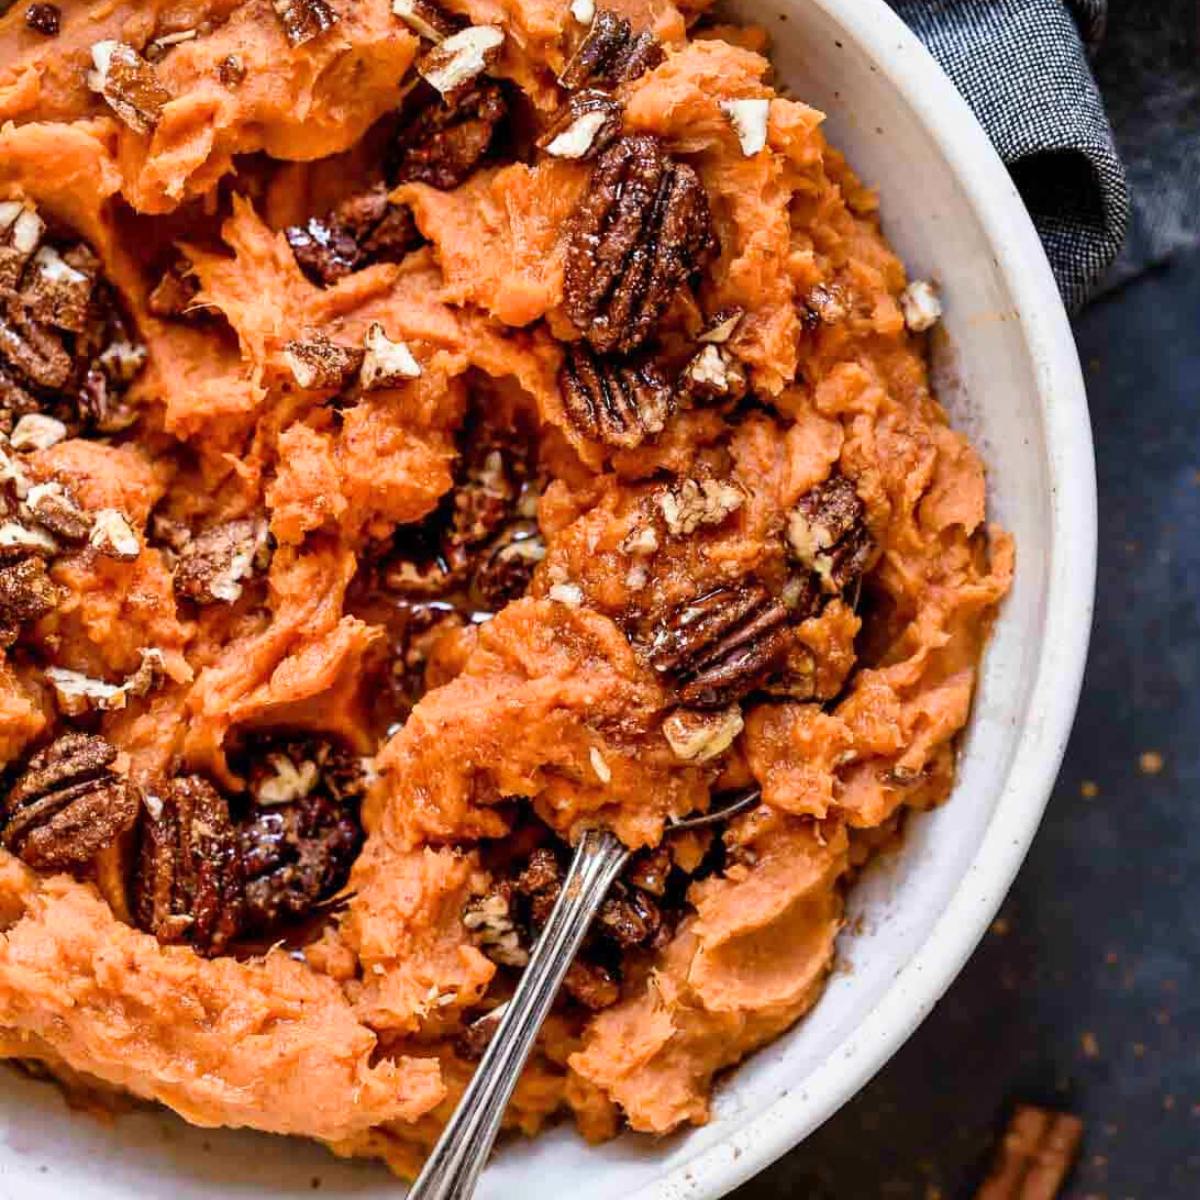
[{"xmin": 408, "ymin": 827, "xmax": 630, "ymax": 1200}]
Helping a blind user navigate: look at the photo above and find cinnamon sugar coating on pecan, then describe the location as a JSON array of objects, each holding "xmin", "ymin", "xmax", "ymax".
[
  {"xmin": 0, "ymin": 555, "xmax": 59, "ymax": 645},
  {"xmin": 3, "ymin": 733, "xmax": 138, "ymax": 872},
  {"xmin": 560, "ymin": 341, "xmax": 673, "ymax": 448},
  {"xmin": 564, "ymin": 135, "xmax": 713, "ymax": 355},
  {"xmin": 391, "ymin": 80, "xmax": 508, "ymax": 190},
  {"xmin": 787, "ymin": 473, "xmax": 874, "ymax": 594},
  {"xmin": 648, "ymin": 583, "xmax": 791, "ymax": 708}
]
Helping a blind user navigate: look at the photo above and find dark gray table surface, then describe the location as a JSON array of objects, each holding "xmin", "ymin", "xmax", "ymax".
[{"xmin": 734, "ymin": 249, "xmax": 1200, "ymax": 1198}]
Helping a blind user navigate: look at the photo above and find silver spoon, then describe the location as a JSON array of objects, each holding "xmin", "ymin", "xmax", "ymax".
[{"xmin": 408, "ymin": 787, "xmax": 763, "ymax": 1200}]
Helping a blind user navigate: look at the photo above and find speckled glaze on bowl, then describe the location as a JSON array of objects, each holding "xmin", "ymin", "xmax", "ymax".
[{"xmin": 0, "ymin": 2, "xmax": 1096, "ymax": 1197}]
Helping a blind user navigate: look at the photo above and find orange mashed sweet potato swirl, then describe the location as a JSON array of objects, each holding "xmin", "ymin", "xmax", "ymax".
[{"xmin": 0, "ymin": 0, "xmax": 1010, "ymax": 1178}]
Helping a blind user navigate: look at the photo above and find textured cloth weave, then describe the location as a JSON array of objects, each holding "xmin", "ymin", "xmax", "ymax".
[{"xmin": 892, "ymin": 0, "xmax": 1128, "ymax": 309}]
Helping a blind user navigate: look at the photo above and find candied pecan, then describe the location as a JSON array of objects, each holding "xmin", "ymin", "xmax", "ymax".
[
  {"xmin": 563, "ymin": 958, "xmax": 620, "ymax": 1010},
  {"xmin": 217, "ymin": 54, "xmax": 246, "ymax": 87},
  {"xmin": 469, "ymin": 520, "xmax": 544, "ymax": 610},
  {"xmin": 560, "ymin": 341, "xmax": 673, "ymax": 448},
  {"xmin": 2, "ymin": 733, "xmax": 138, "ymax": 871},
  {"xmin": 564, "ymin": 135, "xmax": 713, "ymax": 355},
  {"xmin": 0, "ymin": 555, "xmax": 59, "ymax": 643},
  {"xmin": 625, "ymin": 844, "xmax": 671, "ymax": 897},
  {"xmin": 417, "ymin": 25, "xmax": 504, "ymax": 100},
  {"xmin": 648, "ymin": 583, "xmax": 791, "ymax": 707},
  {"xmin": 0, "ymin": 364, "xmax": 39, "ymax": 434},
  {"xmin": 391, "ymin": 80, "xmax": 508, "ymax": 190},
  {"xmin": 656, "ymin": 477, "xmax": 743, "ymax": 537},
  {"xmin": 285, "ymin": 186, "xmax": 419, "ymax": 287},
  {"xmin": 20, "ymin": 245, "xmax": 97, "ymax": 333},
  {"xmin": 272, "ymin": 0, "xmax": 339, "ymax": 47},
  {"xmin": 0, "ymin": 517, "xmax": 57, "ymax": 562},
  {"xmin": 24, "ymin": 4, "xmax": 61, "ymax": 36},
  {"xmin": 678, "ymin": 343, "xmax": 746, "ymax": 404},
  {"xmin": 393, "ymin": 0, "xmax": 464, "ymax": 42},
  {"xmin": 240, "ymin": 792, "xmax": 361, "ymax": 934},
  {"xmin": 538, "ymin": 89, "xmax": 623, "ymax": 161},
  {"xmin": 87, "ymin": 41, "xmax": 170, "ymax": 135},
  {"xmin": 283, "ymin": 334, "xmax": 363, "ymax": 391},
  {"xmin": 135, "ymin": 775, "xmax": 244, "ymax": 956},
  {"xmin": 515, "ymin": 845, "xmax": 562, "ymax": 897},
  {"xmin": 24, "ymin": 481, "xmax": 91, "ymax": 541},
  {"xmin": 977, "ymin": 1105, "xmax": 1083, "ymax": 1200},
  {"xmin": 598, "ymin": 884, "xmax": 661, "ymax": 949},
  {"xmin": 443, "ymin": 431, "xmax": 524, "ymax": 563},
  {"xmin": 786, "ymin": 473, "xmax": 874, "ymax": 594},
  {"xmin": 146, "ymin": 260, "xmax": 201, "ymax": 319},
  {"xmin": 0, "ymin": 302, "xmax": 73, "ymax": 392},
  {"xmin": 559, "ymin": 9, "xmax": 664, "ymax": 90},
  {"xmin": 661, "ymin": 704, "xmax": 744, "ymax": 763},
  {"xmin": 173, "ymin": 516, "xmax": 270, "ymax": 605}
]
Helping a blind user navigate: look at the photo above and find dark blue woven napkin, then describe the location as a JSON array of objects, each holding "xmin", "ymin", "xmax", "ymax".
[{"xmin": 891, "ymin": 0, "xmax": 1128, "ymax": 310}]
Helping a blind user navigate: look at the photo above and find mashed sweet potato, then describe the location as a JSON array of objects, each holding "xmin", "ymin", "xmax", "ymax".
[{"xmin": 0, "ymin": 0, "xmax": 1011, "ymax": 1178}]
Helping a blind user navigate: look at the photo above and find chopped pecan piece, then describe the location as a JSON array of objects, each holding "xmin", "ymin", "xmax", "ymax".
[
  {"xmin": 625, "ymin": 844, "xmax": 671, "ymax": 896},
  {"xmin": 0, "ymin": 304, "xmax": 73, "ymax": 392},
  {"xmin": 455, "ymin": 1010, "xmax": 503, "ymax": 1060},
  {"xmin": 656, "ymin": 477, "xmax": 743, "ymax": 537},
  {"xmin": 786, "ymin": 473, "xmax": 874, "ymax": 594},
  {"xmin": 172, "ymin": 516, "xmax": 270, "ymax": 605},
  {"xmin": 135, "ymin": 775, "xmax": 245, "ymax": 956},
  {"xmin": 559, "ymin": 9, "xmax": 664, "ymax": 90},
  {"xmin": 698, "ymin": 306, "xmax": 744, "ymax": 345},
  {"xmin": 0, "ymin": 364, "xmax": 39, "ymax": 434},
  {"xmin": 21, "ymin": 245, "xmax": 96, "ymax": 333},
  {"xmin": 539, "ymin": 90, "xmax": 623, "ymax": 161},
  {"xmin": 662, "ymin": 704, "xmax": 744, "ymax": 762},
  {"xmin": 417, "ymin": 25, "xmax": 504, "ymax": 100},
  {"xmin": 563, "ymin": 958, "xmax": 620, "ymax": 1010},
  {"xmin": 391, "ymin": 80, "xmax": 508, "ymax": 190},
  {"xmin": 286, "ymin": 186, "xmax": 419, "ymax": 287},
  {"xmin": 240, "ymin": 792, "xmax": 361, "ymax": 934},
  {"xmin": 89, "ymin": 508, "xmax": 140, "ymax": 560},
  {"xmin": 0, "ymin": 518, "xmax": 57, "ymax": 561},
  {"xmin": 564, "ymin": 135, "xmax": 714, "ymax": 355},
  {"xmin": 87, "ymin": 41, "xmax": 170, "ymax": 135},
  {"xmin": 470, "ymin": 520, "xmax": 544, "ymax": 610},
  {"xmin": 648, "ymin": 583, "xmax": 791, "ymax": 707},
  {"xmin": 283, "ymin": 334, "xmax": 363, "ymax": 390},
  {"xmin": 392, "ymin": 0, "xmax": 463, "ymax": 43},
  {"xmin": 24, "ymin": 4, "xmax": 61, "ymax": 36},
  {"xmin": 217, "ymin": 54, "xmax": 246, "ymax": 87},
  {"xmin": 146, "ymin": 260, "xmax": 201, "ymax": 319},
  {"xmin": 272, "ymin": 0, "xmax": 339, "ymax": 47},
  {"xmin": 9, "ymin": 412, "xmax": 66, "ymax": 452},
  {"xmin": 0, "ymin": 203, "xmax": 44, "ymax": 298},
  {"xmin": 3, "ymin": 733, "xmax": 138, "ymax": 872},
  {"xmin": 679, "ymin": 343, "xmax": 746, "ymax": 403},
  {"xmin": 560, "ymin": 341, "xmax": 673, "ymax": 448},
  {"xmin": 360, "ymin": 321, "xmax": 421, "ymax": 390},
  {"xmin": 24, "ymin": 481, "xmax": 90, "ymax": 541},
  {"xmin": 0, "ymin": 555, "xmax": 58, "ymax": 643},
  {"xmin": 598, "ymin": 884, "xmax": 661, "ymax": 949},
  {"xmin": 720, "ymin": 98, "xmax": 770, "ymax": 157},
  {"xmin": 463, "ymin": 886, "xmax": 528, "ymax": 967}
]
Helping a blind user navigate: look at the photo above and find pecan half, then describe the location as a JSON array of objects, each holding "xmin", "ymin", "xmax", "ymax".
[
  {"xmin": 391, "ymin": 80, "xmax": 508, "ymax": 190},
  {"xmin": 272, "ymin": 0, "xmax": 339, "ymax": 47},
  {"xmin": 134, "ymin": 775, "xmax": 245, "ymax": 957},
  {"xmin": 560, "ymin": 341, "xmax": 673, "ymax": 448},
  {"xmin": 786, "ymin": 473, "xmax": 874, "ymax": 594},
  {"xmin": 2, "ymin": 733, "xmax": 138, "ymax": 871},
  {"xmin": 559, "ymin": 9, "xmax": 664, "ymax": 90},
  {"xmin": 240, "ymin": 791, "xmax": 361, "ymax": 934},
  {"xmin": 564, "ymin": 135, "xmax": 713, "ymax": 355},
  {"xmin": 172, "ymin": 516, "xmax": 270, "ymax": 605},
  {"xmin": 285, "ymin": 185, "xmax": 419, "ymax": 287},
  {"xmin": 648, "ymin": 583, "xmax": 791, "ymax": 707}
]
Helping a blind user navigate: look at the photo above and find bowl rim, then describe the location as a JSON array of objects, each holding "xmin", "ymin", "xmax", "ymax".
[{"xmin": 628, "ymin": 2, "xmax": 1098, "ymax": 1197}]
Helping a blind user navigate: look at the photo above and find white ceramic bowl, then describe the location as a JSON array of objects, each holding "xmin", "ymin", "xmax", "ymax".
[{"xmin": 0, "ymin": 1, "xmax": 1096, "ymax": 1197}]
